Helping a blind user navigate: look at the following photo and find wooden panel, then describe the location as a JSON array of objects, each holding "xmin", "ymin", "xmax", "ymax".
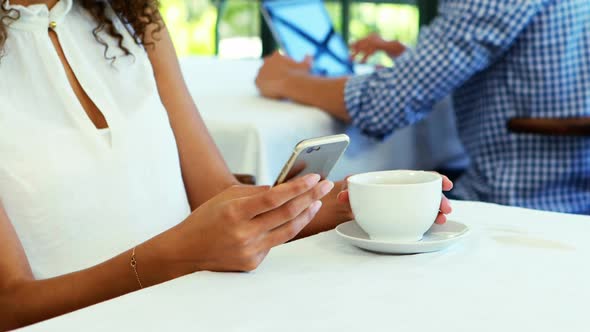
[{"xmin": 507, "ymin": 118, "xmax": 590, "ymax": 137}]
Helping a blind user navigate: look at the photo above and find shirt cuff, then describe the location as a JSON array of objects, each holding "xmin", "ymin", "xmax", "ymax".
[{"xmin": 344, "ymin": 73, "xmax": 371, "ymax": 129}]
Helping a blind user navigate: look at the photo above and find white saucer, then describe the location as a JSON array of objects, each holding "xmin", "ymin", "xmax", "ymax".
[{"xmin": 335, "ymin": 220, "xmax": 470, "ymax": 254}]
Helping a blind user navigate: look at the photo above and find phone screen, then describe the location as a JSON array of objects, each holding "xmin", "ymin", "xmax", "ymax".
[{"xmin": 275, "ymin": 139, "xmax": 349, "ymax": 185}]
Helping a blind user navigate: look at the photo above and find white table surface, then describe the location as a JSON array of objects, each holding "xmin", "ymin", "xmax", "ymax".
[
  {"xmin": 180, "ymin": 57, "xmax": 467, "ymax": 185},
  {"xmin": 24, "ymin": 201, "xmax": 590, "ymax": 331}
]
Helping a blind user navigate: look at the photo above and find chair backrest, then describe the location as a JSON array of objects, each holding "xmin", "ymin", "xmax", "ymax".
[
  {"xmin": 234, "ymin": 174, "xmax": 257, "ymax": 185},
  {"xmin": 507, "ymin": 117, "xmax": 590, "ymax": 137}
]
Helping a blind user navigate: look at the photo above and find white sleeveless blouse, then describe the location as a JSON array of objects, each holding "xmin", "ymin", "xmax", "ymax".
[{"xmin": 0, "ymin": 0, "xmax": 191, "ymax": 279}]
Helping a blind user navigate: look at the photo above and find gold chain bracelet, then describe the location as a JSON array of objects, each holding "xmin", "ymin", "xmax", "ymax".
[{"xmin": 130, "ymin": 247, "xmax": 144, "ymax": 289}]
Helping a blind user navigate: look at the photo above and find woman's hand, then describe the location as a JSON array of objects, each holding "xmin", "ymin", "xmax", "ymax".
[
  {"xmin": 295, "ymin": 180, "xmax": 354, "ymax": 239},
  {"xmin": 336, "ymin": 173, "xmax": 454, "ymax": 225},
  {"xmin": 350, "ymin": 33, "xmax": 407, "ymax": 63},
  {"xmin": 159, "ymin": 174, "xmax": 334, "ymax": 274}
]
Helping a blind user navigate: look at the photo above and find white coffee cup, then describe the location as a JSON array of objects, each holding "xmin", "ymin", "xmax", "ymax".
[{"xmin": 347, "ymin": 170, "xmax": 442, "ymax": 242}]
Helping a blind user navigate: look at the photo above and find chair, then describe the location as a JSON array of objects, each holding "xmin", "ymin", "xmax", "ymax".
[
  {"xmin": 507, "ymin": 118, "xmax": 590, "ymax": 137},
  {"xmin": 234, "ymin": 174, "xmax": 257, "ymax": 185}
]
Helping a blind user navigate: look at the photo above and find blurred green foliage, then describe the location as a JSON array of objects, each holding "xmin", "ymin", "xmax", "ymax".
[{"xmin": 161, "ymin": 0, "xmax": 419, "ymax": 61}]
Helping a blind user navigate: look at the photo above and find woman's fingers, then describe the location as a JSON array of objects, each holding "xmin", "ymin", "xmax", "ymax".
[
  {"xmin": 263, "ymin": 201, "xmax": 323, "ymax": 248},
  {"xmin": 434, "ymin": 212, "xmax": 447, "ymax": 225},
  {"xmin": 434, "ymin": 195, "xmax": 452, "ymax": 225},
  {"xmin": 336, "ymin": 190, "xmax": 349, "ymax": 203},
  {"xmin": 225, "ymin": 185, "xmax": 271, "ymax": 197},
  {"xmin": 440, "ymin": 195, "xmax": 452, "ymax": 215},
  {"xmin": 237, "ymin": 174, "xmax": 321, "ymax": 218},
  {"xmin": 254, "ymin": 180, "xmax": 334, "ymax": 231},
  {"xmin": 426, "ymin": 172, "xmax": 453, "ymax": 191},
  {"xmin": 441, "ymin": 175, "xmax": 453, "ymax": 191},
  {"xmin": 336, "ymin": 175, "xmax": 353, "ymax": 202}
]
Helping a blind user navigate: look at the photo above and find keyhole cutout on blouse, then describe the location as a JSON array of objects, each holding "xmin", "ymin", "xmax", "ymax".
[{"xmin": 48, "ymin": 29, "xmax": 109, "ymax": 130}]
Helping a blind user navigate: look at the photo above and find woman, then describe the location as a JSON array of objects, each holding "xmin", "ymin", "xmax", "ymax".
[{"xmin": 0, "ymin": 0, "xmax": 453, "ymax": 329}]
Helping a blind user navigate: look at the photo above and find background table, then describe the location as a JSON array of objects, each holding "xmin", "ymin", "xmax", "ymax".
[
  {"xmin": 180, "ymin": 57, "xmax": 467, "ymax": 185},
  {"xmin": 24, "ymin": 201, "xmax": 590, "ymax": 331}
]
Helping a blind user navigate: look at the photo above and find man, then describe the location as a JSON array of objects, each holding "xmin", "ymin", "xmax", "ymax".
[{"xmin": 255, "ymin": 0, "xmax": 590, "ymax": 214}]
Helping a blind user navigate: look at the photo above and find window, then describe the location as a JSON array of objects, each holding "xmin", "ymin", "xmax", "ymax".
[{"xmin": 161, "ymin": 0, "xmax": 421, "ymax": 64}]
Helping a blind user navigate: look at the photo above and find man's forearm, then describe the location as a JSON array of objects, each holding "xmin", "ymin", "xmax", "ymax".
[{"xmin": 282, "ymin": 72, "xmax": 351, "ymax": 123}]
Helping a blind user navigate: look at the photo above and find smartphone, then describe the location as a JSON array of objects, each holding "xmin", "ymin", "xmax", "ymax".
[{"xmin": 274, "ymin": 134, "xmax": 350, "ymax": 185}]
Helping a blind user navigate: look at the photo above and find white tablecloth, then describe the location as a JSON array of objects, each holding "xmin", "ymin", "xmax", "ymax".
[
  {"xmin": 24, "ymin": 201, "xmax": 590, "ymax": 331},
  {"xmin": 180, "ymin": 57, "xmax": 467, "ymax": 185}
]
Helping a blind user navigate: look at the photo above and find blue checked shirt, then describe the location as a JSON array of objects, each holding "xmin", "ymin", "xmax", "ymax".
[{"xmin": 345, "ymin": 0, "xmax": 590, "ymax": 214}]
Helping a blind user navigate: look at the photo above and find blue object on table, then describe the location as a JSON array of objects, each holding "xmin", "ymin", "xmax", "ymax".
[{"xmin": 261, "ymin": 0, "xmax": 354, "ymax": 77}]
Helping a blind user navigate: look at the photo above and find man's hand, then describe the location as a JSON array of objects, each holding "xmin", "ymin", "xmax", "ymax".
[
  {"xmin": 350, "ymin": 33, "xmax": 407, "ymax": 63},
  {"xmin": 255, "ymin": 51, "xmax": 312, "ymax": 100}
]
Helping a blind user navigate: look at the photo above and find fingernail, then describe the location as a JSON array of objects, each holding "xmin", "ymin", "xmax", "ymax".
[
  {"xmin": 310, "ymin": 200, "xmax": 323, "ymax": 214},
  {"xmin": 319, "ymin": 180, "xmax": 335, "ymax": 195},
  {"xmin": 304, "ymin": 174, "xmax": 321, "ymax": 186}
]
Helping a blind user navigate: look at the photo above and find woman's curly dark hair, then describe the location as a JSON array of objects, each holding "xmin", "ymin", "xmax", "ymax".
[{"xmin": 0, "ymin": 0, "xmax": 163, "ymax": 59}]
